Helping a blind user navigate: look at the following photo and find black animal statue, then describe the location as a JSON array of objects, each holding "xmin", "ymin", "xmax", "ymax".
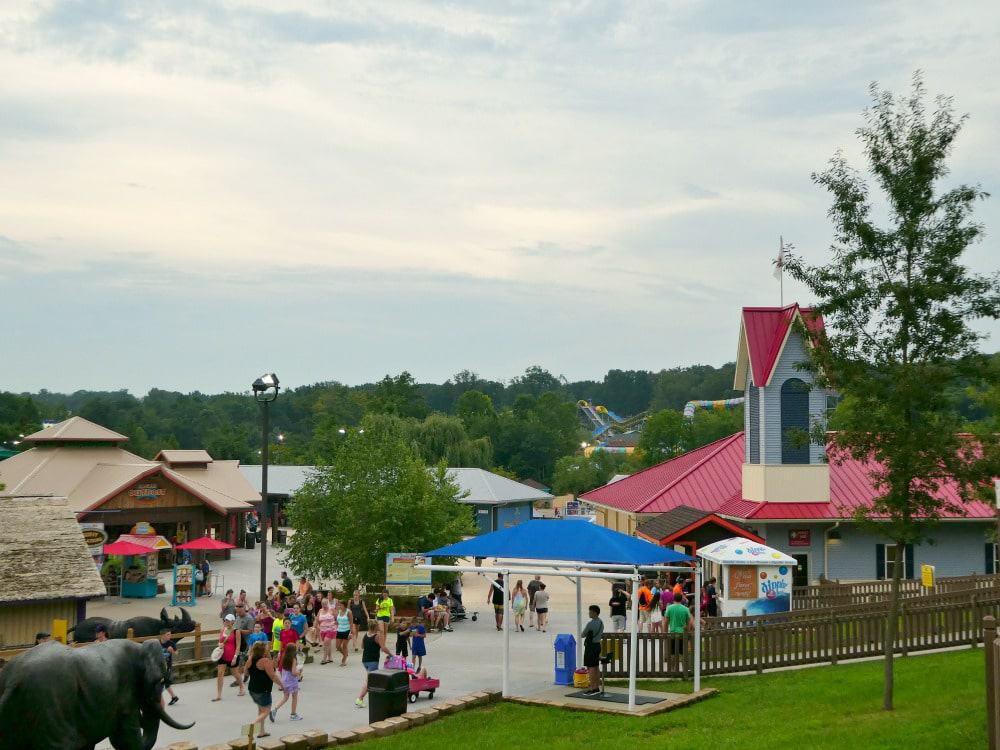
[
  {"xmin": 70, "ymin": 608, "xmax": 196, "ymax": 643},
  {"xmin": 0, "ymin": 639, "xmax": 195, "ymax": 750}
]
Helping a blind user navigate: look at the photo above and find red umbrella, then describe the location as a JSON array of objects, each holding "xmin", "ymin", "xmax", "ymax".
[
  {"xmin": 104, "ymin": 540, "xmax": 155, "ymax": 556},
  {"xmin": 175, "ymin": 536, "xmax": 237, "ymax": 551}
]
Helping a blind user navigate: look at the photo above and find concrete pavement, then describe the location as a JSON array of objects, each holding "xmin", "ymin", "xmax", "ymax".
[{"xmin": 93, "ymin": 545, "xmax": 623, "ymax": 749}]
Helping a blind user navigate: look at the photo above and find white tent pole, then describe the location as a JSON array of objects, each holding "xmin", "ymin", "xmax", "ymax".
[
  {"xmin": 694, "ymin": 565, "xmax": 701, "ymax": 693},
  {"xmin": 575, "ymin": 567, "xmax": 583, "ymax": 667},
  {"xmin": 628, "ymin": 574, "xmax": 639, "ymax": 711},
  {"xmin": 502, "ymin": 570, "xmax": 511, "ymax": 698}
]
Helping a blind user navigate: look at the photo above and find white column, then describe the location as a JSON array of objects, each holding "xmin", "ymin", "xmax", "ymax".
[
  {"xmin": 628, "ymin": 575, "xmax": 640, "ymax": 711},
  {"xmin": 502, "ymin": 570, "xmax": 511, "ymax": 698},
  {"xmin": 694, "ymin": 565, "xmax": 701, "ymax": 693},
  {"xmin": 575, "ymin": 569, "xmax": 583, "ymax": 666}
]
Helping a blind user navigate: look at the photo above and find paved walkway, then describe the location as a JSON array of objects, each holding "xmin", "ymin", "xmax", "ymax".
[{"xmin": 93, "ymin": 545, "xmax": 621, "ymax": 749}]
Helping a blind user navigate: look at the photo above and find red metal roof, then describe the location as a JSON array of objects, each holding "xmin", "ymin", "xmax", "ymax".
[
  {"xmin": 583, "ymin": 432, "xmax": 995, "ymax": 521},
  {"xmin": 741, "ymin": 304, "xmax": 823, "ymax": 387}
]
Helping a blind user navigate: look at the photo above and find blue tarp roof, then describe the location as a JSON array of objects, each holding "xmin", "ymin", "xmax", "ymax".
[{"xmin": 424, "ymin": 519, "xmax": 694, "ymax": 566}]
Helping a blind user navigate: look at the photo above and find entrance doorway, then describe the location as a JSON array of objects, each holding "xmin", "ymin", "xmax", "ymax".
[{"xmin": 792, "ymin": 554, "xmax": 809, "ymax": 587}]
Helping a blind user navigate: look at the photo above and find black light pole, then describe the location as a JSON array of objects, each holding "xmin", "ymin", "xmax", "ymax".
[{"xmin": 252, "ymin": 373, "xmax": 280, "ymax": 601}]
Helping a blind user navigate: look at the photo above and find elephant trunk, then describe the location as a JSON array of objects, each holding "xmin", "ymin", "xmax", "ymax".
[{"xmin": 151, "ymin": 702, "xmax": 195, "ymax": 731}]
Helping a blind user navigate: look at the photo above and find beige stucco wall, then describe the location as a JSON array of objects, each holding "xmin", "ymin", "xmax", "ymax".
[{"xmin": 742, "ymin": 463, "xmax": 830, "ymax": 503}]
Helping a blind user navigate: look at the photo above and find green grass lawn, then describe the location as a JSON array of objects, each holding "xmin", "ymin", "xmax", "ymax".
[{"xmin": 364, "ymin": 649, "xmax": 986, "ymax": 749}]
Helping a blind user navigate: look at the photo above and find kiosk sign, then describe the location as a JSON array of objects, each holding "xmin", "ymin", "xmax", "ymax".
[{"xmin": 385, "ymin": 553, "xmax": 432, "ymax": 586}]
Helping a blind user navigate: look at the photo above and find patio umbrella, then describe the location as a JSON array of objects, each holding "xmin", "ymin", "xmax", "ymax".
[
  {"xmin": 175, "ymin": 536, "xmax": 237, "ymax": 550},
  {"xmin": 104, "ymin": 540, "xmax": 157, "ymax": 556}
]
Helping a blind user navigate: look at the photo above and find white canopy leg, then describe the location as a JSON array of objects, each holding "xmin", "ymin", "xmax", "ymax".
[
  {"xmin": 694, "ymin": 565, "xmax": 701, "ymax": 693},
  {"xmin": 502, "ymin": 570, "xmax": 511, "ymax": 698},
  {"xmin": 628, "ymin": 575, "xmax": 639, "ymax": 711}
]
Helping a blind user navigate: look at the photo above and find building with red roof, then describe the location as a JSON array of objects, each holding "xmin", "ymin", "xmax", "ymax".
[{"xmin": 582, "ymin": 304, "xmax": 996, "ymax": 584}]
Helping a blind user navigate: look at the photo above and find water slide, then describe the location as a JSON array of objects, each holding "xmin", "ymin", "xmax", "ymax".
[{"xmin": 682, "ymin": 397, "xmax": 745, "ymax": 420}]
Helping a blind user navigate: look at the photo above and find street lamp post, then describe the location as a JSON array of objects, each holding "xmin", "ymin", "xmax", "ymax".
[{"xmin": 252, "ymin": 373, "xmax": 280, "ymax": 601}]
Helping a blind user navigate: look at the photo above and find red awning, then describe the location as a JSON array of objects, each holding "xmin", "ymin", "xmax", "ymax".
[{"xmin": 175, "ymin": 536, "xmax": 237, "ymax": 551}]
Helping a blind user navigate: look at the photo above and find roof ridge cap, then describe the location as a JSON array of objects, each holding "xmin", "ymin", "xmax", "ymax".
[{"xmin": 639, "ymin": 432, "xmax": 742, "ymax": 510}]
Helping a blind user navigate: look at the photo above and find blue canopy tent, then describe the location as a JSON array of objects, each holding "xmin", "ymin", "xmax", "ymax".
[
  {"xmin": 421, "ymin": 520, "xmax": 700, "ymax": 711},
  {"xmin": 424, "ymin": 519, "xmax": 695, "ymax": 566}
]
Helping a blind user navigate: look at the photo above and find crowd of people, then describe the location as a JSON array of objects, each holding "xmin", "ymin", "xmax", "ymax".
[{"xmin": 199, "ymin": 571, "xmax": 451, "ymax": 736}]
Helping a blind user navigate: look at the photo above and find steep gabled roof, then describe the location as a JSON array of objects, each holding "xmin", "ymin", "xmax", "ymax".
[
  {"xmin": 733, "ymin": 304, "xmax": 824, "ymax": 388},
  {"xmin": 22, "ymin": 416, "xmax": 128, "ymax": 444}
]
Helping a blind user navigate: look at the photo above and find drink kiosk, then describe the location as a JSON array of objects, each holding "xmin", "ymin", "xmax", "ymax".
[{"xmin": 696, "ymin": 537, "xmax": 797, "ymax": 616}]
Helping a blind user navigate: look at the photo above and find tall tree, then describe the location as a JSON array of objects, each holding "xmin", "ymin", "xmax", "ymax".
[
  {"xmin": 283, "ymin": 415, "xmax": 473, "ymax": 588},
  {"xmin": 785, "ymin": 74, "xmax": 1000, "ymax": 711}
]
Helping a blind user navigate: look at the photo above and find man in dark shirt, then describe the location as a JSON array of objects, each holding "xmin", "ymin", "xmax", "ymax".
[
  {"xmin": 159, "ymin": 629, "xmax": 179, "ymax": 706},
  {"xmin": 488, "ymin": 574, "xmax": 505, "ymax": 631},
  {"xmin": 580, "ymin": 605, "xmax": 605, "ymax": 695},
  {"xmin": 527, "ymin": 576, "xmax": 542, "ymax": 629},
  {"xmin": 608, "ymin": 585, "xmax": 630, "ymax": 632}
]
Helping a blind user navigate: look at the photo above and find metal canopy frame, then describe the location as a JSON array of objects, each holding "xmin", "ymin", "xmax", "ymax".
[{"xmin": 417, "ymin": 559, "xmax": 701, "ymax": 711}]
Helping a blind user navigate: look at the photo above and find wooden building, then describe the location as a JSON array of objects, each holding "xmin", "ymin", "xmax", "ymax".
[
  {"xmin": 0, "ymin": 496, "xmax": 106, "ymax": 647},
  {"xmin": 0, "ymin": 417, "xmax": 259, "ymax": 556}
]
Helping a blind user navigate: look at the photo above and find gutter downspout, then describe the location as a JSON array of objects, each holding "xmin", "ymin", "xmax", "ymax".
[{"xmin": 823, "ymin": 521, "xmax": 841, "ymax": 580}]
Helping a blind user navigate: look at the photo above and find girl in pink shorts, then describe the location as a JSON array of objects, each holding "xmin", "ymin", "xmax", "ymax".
[{"xmin": 317, "ymin": 600, "xmax": 337, "ymax": 665}]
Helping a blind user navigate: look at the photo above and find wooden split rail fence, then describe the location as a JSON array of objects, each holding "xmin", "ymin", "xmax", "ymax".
[
  {"xmin": 602, "ymin": 594, "xmax": 1000, "ymax": 679},
  {"xmin": 791, "ymin": 573, "xmax": 1000, "ymax": 610}
]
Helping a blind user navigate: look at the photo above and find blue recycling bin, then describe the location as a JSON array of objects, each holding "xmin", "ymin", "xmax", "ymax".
[{"xmin": 553, "ymin": 633, "xmax": 576, "ymax": 685}]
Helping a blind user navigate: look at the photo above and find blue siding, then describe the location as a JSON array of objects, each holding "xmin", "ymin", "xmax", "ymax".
[
  {"xmin": 472, "ymin": 505, "xmax": 494, "ymax": 535},
  {"xmin": 761, "ymin": 522, "xmax": 992, "ymax": 582},
  {"xmin": 759, "ymin": 333, "xmax": 826, "ymax": 464},
  {"xmin": 495, "ymin": 502, "xmax": 533, "ymax": 530}
]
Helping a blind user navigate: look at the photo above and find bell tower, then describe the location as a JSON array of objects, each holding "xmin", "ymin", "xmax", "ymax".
[{"xmin": 734, "ymin": 304, "xmax": 830, "ymax": 503}]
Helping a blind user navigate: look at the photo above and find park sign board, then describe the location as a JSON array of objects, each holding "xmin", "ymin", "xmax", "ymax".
[{"xmin": 386, "ymin": 552, "xmax": 432, "ymax": 586}]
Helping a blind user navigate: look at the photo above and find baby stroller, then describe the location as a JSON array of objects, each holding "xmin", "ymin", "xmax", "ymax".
[{"xmin": 450, "ymin": 601, "xmax": 475, "ymax": 622}]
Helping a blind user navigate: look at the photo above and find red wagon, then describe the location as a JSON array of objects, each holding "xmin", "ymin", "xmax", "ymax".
[{"xmin": 408, "ymin": 674, "xmax": 440, "ymax": 703}]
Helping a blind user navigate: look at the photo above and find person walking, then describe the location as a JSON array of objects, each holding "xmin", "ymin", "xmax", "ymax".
[
  {"xmin": 706, "ymin": 577, "xmax": 719, "ymax": 617},
  {"xmin": 159, "ymin": 629, "xmax": 179, "ymax": 707},
  {"xmin": 511, "ymin": 580, "xmax": 528, "ymax": 632},
  {"xmin": 637, "ymin": 579, "xmax": 653, "ymax": 633},
  {"xmin": 608, "ymin": 584, "xmax": 629, "ymax": 632},
  {"xmin": 219, "ymin": 589, "xmax": 236, "ymax": 620},
  {"xmin": 489, "ymin": 574, "xmax": 505, "ymax": 631},
  {"xmin": 335, "ymin": 599, "xmax": 352, "ymax": 666},
  {"xmin": 231, "ymin": 603, "xmax": 255, "ymax": 689},
  {"xmin": 649, "ymin": 581, "xmax": 664, "ymax": 633},
  {"xmin": 355, "ymin": 623, "xmax": 392, "ymax": 708},
  {"xmin": 374, "ymin": 590, "xmax": 395, "ymax": 634},
  {"xmin": 533, "ymin": 583, "xmax": 550, "ymax": 632},
  {"xmin": 409, "ymin": 619, "xmax": 427, "ymax": 671},
  {"xmin": 272, "ymin": 642, "xmax": 305, "ymax": 722},
  {"xmin": 212, "ymin": 614, "xmax": 242, "ymax": 701},
  {"xmin": 349, "ymin": 590, "xmax": 369, "ymax": 652},
  {"xmin": 527, "ymin": 575, "xmax": 542, "ymax": 629},
  {"xmin": 246, "ymin": 641, "xmax": 284, "ymax": 739},
  {"xmin": 317, "ymin": 599, "xmax": 336, "ymax": 665},
  {"xmin": 580, "ymin": 605, "xmax": 605, "ymax": 696},
  {"xmin": 665, "ymin": 592, "xmax": 693, "ymax": 663}
]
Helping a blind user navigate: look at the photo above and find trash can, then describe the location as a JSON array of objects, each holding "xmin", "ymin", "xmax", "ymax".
[
  {"xmin": 368, "ymin": 669, "xmax": 409, "ymax": 722},
  {"xmin": 244, "ymin": 535, "xmax": 255, "ymax": 550},
  {"xmin": 553, "ymin": 633, "xmax": 576, "ymax": 685}
]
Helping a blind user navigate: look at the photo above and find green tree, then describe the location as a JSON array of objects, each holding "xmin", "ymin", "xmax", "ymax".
[
  {"xmin": 785, "ymin": 75, "xmax": 1000, "ymax": 711},
  {"xmin": 283, "ymin": 415, "xmax": 474, "ymax": 588},
  {"xmin": 552, "ymin": 452, "xmax": 621, "ymax": 497},
  {"xmin": 635, "ymin": 407, "xmax": 743, "ymax": 469},
  {"xmin": 367, "ymin": 372, "xmax": 429, "ymax": 419},
  {"xmin": 407, "ymin": 414, "xmax": 492, "ymax": 469},
  {"xmin": 455, "ymin": 390, "xmax": 497, "ymax": 438}
]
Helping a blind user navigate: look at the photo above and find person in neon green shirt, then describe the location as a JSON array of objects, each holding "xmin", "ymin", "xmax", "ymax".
[
  {"xmin": 375, "ymin": 590, "xmax": 395, "ymax": 634},
  {"xmin": 665, "ymin": 592, "xmax": 692, "ymax": 660},
  {"xmin": 271, "ymin": 610, "xmax": 284, "ymax": 653}
]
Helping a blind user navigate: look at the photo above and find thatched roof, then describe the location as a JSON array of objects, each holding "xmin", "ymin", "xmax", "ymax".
[{"xmin": 0, "ymin": 496, "xmax": 107, "ymax": 603}]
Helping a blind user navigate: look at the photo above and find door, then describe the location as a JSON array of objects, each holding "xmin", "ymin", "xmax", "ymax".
[{"xmin": 791, "ymin": 554, "xmax": 809, "ymax": 587}]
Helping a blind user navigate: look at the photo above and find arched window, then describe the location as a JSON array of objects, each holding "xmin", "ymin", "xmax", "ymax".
[
  {"xmin": 747, "ymin": 384, "xmax": 760, "ymax": 463},
  {"xmin": 781, "ymin": 378, "xmax": 810, "ymax": 464}
]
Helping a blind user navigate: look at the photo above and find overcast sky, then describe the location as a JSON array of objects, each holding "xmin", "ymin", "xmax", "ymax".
[{"xmin": 2, "ymin": 1, "xmax": 998, "ymax": 395}]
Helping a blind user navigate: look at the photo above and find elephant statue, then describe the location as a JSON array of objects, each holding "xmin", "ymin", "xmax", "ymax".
[
  {"xmin": 0, "ymin": 638, "xmax": 194, "ymax": 750},
  {"xmin": 70, "ymin": 608, "xmax": 196, "ymax": 643}
]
